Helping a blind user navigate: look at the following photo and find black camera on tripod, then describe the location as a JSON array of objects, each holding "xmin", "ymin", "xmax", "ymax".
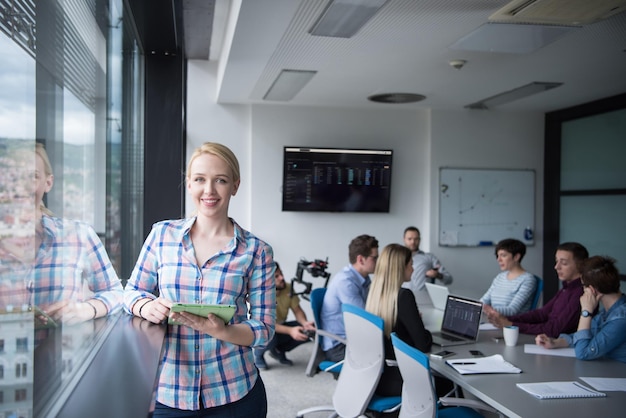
[{"xmin": 290, "ymin": 257, "xmax": 331, "ymax": 300}]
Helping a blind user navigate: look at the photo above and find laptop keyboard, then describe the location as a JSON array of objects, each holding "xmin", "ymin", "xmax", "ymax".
[{"xmin": 442, "ymin": 334, "xmax": 464, "ymax": 342}]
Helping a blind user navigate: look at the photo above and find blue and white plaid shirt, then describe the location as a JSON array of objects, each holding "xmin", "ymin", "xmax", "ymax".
[{"xmin": 124, "ymin": 217, "xmax": 275, "ymax": 410}]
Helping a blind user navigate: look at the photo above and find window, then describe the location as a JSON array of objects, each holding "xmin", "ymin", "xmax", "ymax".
[
  {"xmin": 544, "ymin": 94, "xmax": 626, "ymax": 298},
  {"xmin": 15, "ymin": 338, "xmax": 28, "ymax": 353},
  {"xmin": 0, "ymin": 0, "xmax": 145, "ymax": 413},
  {"xmin": 15, "ymin": 388, "xmax": 27, "ymax": 402}
]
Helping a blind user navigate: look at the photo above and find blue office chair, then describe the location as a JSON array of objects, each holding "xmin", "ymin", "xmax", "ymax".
[
  {"xmin": 297, "ymin": 304, "xmax": 401, "ymax": 418},
  {"xmin": 303, "ymin": 287, "xmax": 344, "ymax": 378},
  {"xmin": 391, "ymin": 333, "xmax": 497, "ymax": 418},
  {"xmin": 531, "ymin": 275, "xmax": 543, "ymax": 310}
]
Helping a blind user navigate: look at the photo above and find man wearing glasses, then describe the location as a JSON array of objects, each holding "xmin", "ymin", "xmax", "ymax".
[{"xmin": 320, "ymin": 234, "xmax": 379, "ymax": 362}]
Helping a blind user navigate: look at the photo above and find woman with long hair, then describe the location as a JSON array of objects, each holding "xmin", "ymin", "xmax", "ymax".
[{"xmin": 366, "ymin": 243, "xmax": 432, "ymax": 397}]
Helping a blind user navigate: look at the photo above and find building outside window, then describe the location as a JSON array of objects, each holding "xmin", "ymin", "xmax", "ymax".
[{"xmin": 0, "ymin": 0, "xmax": 145, "ymax": 415}]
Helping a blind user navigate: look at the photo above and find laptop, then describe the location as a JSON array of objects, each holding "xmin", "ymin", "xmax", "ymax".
[
  {"xmin": 431, "ymin": 295, "xmax": 483, "ymax": 347},
  {"xmin": 425, "ymin": 282, "xmax": 449, "ymax": 311}
]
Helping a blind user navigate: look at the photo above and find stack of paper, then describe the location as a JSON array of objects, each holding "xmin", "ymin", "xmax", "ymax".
[
  {"xmin": 517, "ymin": 381, "xmax": 606, "ymax": 399},
  {"xmin": 446, "ymin": 354, "xmax": 521, "ymax": 374}
]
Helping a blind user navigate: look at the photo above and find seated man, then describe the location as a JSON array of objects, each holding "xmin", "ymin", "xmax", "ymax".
[
  {"xmin": 485, "ymin": 242, "xmax": 588, "ymax": 337},
  {"xmin": 536, "ymin": 255, "xmax": 626, "ymax": 363},
  {"xmin": 320, "ymin": 234, "xmax": 379, "ymax": 362},
  {"xmin": 254, "ymin": 262, "xmax": 315, "ymax": 370}
]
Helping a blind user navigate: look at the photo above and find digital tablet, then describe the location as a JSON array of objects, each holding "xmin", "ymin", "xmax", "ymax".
[
  {"xmin": 32, "ymin": 305, "xmax": 58, "ymax": 329},
  {"xmin": 168, "ymin": 303, "xmax": 236, "ymax": 325}
]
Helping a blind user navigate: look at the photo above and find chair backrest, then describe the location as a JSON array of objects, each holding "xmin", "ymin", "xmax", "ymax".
[
  {"xmin": 531, "ymin": 275, "xmax": 543, "ymax": 310},
  {"xmin": 309, "ymin": 287, "xmax": 326, "ymax": 345},
  {"xmin": 305, "ymin": 287, "xmax": 342, "ymax": 377},
  {"xmin": 332, "ymin": 304, "xmax": 385, "ymax": 417},
  {"xmin": 391, "ymin": 333, "xmax": 437, "ymax": 418}
]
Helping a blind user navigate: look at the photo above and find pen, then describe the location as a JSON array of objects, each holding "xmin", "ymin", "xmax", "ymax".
[{"xmin": 451, "ymin": 362, "xmax": 476, "ymax": 365}]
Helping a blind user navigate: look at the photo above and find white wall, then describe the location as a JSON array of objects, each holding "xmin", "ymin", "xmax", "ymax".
[
  {"xmin": 430, "ymin": 110, "xmax": 544, "ymax": 298},
  {"xmin": 187, "ymin": 59, "xmax": 545, "ymax": 302}
]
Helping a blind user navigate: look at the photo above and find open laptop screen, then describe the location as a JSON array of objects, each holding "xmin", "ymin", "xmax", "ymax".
[{"xmin": 441, "ymin": 295, "xmax": 483, "ymax": 340}]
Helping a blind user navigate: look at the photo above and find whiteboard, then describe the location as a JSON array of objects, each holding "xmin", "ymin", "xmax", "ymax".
[{"xmin": 439, "ymin": 168, "xmax": 535, "ymax": 247}]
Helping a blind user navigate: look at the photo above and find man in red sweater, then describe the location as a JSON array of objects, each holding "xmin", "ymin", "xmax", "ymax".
[{"xmin": 484, "ymin": 242, "xmax": 588, "ymax": 337}]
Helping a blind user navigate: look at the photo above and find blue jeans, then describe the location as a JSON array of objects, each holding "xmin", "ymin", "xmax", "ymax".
[{"xmin": 153, "ymin": 377, "xmax": 267, "ymax": 418}]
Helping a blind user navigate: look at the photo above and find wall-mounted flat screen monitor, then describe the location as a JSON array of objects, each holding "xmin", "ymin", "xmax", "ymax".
[{"xmin": 282, "ymin": 146, "xmax": 393, "ymax": 212}]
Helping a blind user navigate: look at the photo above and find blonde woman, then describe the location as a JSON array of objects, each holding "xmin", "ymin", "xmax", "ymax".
[
  {"xmin": 366, "ymin": 243, "xmax": 432, "ymax": 397},
  {"xmin": 5, "ymin": 143, "xmax": 123, "ymax": 326},
  {"xmin": 124, "ymin": 142, "xmax": 275, "ymax": 417}
]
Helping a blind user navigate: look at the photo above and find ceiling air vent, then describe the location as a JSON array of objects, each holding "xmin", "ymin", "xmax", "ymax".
[{"xmin": 489, "ymin": 0, "xmax": 626, "ymax": 25}]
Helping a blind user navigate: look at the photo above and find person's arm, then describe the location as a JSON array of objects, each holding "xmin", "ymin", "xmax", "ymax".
[
  {"xmin": 535, "ymin": 333, "xmax": 569, "ymax": 349},
  {"xmin": 429, "ymin": 254, "xmax": 453, "ymax": 285},
  {"xmin": 512, "ymin": 290, "xmax": 581, "ymax": 338},
  {"xmin": 396, "ymin": 289, "xmax": 432, "ymax": 353},
  {"xmin": 80, "ymin": 221, "xmax": 124, "ymax": 316},
  {"xmin": 480, "ymin": 279, "xmax": 495, "ymax": 306},
  {"xmin": 337, "ymin": 279, "xmax": 368, "ymax": 308},
  {"xmin": 123, "ymin": 226, "xmax": 163, "ymax": 321},
  {"xmin": 568, "ymin": 288, "xmax": 626, "ymax": 361},
  {"xmin": 292, "ymin": 303, "xmax": 315, "ymax": 330}
]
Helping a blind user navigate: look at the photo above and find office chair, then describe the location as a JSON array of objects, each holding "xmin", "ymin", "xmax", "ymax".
[
  {"xmin": 297, "ymin": 304, "xmax": 401, "ymax": 418},
  {"xmin": 296, "ymin": 288, "xmax": 346, "ymax": 417},
  {"xmin": 303, "ymin": 287, "xmax": 345, "ymax": 378},
  {"xmin": 530, "ymin": 275, "xmax": 543, "ymax": 310},
  {"xmin": 391, "ymin": 333, "xmax": 498, "ymax": 418}
]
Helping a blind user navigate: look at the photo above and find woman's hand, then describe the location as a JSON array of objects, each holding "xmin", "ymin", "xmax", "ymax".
[
  {"xmin": 580, "ymin": 286, "xmax": 602, "ymax": 313},
  {"xmin": 170, "ymin": 311, "xmax": 227, "ymax": 336},
  {"xmin": 484, "ymin": 305, "xmax": 511, "ymax": 328},
  {"xmin": 45, "ymin": 300, "xmax": 95, "ymax": 325},
  {"xmin": 140, "ymin": 297, "xmax": 172, "ymax": 324},
  {"xmin": 535, "ymin": 333, "xmax": 566, "ymax": 349}
]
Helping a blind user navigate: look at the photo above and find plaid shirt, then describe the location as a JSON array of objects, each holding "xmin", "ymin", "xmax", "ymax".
[
  {"xmin": 124, "ymin": 218, "xmax": 275, "ymax": 410},
  {"xmin": 32, "ymin": 215, "xmax": 123, "ymax": 311}
]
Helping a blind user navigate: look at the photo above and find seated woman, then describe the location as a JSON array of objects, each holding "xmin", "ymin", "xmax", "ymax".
[
  {"xmin": 480, "ymin": 238, "xmax": 536, "ymax": 316},
  {"xmin": 536, "ymin": 256, "xmax": 626, "ymax": 363},
  {"xmin": 366, "ymin": 243, "xmax": 453, "ymax": 397}
]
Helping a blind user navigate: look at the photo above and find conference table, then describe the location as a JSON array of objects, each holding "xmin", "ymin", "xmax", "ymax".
[{"xmin": 420, "ymin": 305, "xmax": 626, "ymax": 418}]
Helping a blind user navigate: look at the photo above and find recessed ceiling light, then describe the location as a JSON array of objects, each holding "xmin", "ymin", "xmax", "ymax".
[
  {"xmin": 449, "ymin": 22, "xmax": 576, "ymax": 54},
  {"xmin": 368, "ymin": 93, "xmax": 426, "ymax": 104},
  {"xmin": 465, "ymin": 81, "xmax": 563, "ymax": 109},
  {"xmin": 263, "ymin": 70, "xmax": 317, "ymax": 101},
  {"xmin": 310, "ymin": 0, "xmax": 389, "ymax": 38}
]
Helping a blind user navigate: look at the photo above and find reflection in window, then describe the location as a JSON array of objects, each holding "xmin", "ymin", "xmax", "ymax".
[
  {"xmin": 15, "ymin": 388, "xmax": 27, "ymax": 402},
  {"xmin": 15, "ymin": 362, "xmax": 27, "ymax": 378},
  {"xmin": 15, "ymin": 338, "xmax": 28, "ymax": 353},
  {"xmin": 1, "ymin": 0, "xmax": 144, "ymax": 415}
]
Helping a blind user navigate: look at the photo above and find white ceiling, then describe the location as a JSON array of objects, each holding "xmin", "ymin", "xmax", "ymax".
[{"xmin": 190, "ymin": 0, "xmax": 626, "ymax": 112}]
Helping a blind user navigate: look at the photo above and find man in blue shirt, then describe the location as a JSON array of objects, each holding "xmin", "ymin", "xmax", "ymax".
[{"xmin": 320, "ymin": 234, "xmax": 379, "ymax": 362}]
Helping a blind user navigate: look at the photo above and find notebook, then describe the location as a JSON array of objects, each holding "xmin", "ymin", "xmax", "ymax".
[
  {"xmin": 516, "ymin": 381, "xmax": 606, "ymax": 399},
  {"xmin": 446, "ymin": 354, "xmax": 521, "ymax": 374},
  {"xmin": 425, "ymin": 282, "xmax": 450, "ymax": 310},
  {"xmin": 431, "ymin": 295, "xmax": 483, "ymax": 347}
]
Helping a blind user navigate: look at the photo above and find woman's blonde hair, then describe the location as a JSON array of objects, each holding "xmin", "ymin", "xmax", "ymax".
[
  {"xmin": 365, "ymin": 243, "xmax": 412, "ymax": 337},
  {"xmin": 186, "ymin": 142, "xmax": 240, "ymax": 183},
  {"xmin": 35, "ymin": 143, "xmax": 54, "ymax": 216}
]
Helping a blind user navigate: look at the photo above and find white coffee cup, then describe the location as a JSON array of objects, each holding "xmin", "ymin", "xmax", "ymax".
[{"xmin": 503, "ymin": 325, "xmax": 519, "ymax": 346}]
